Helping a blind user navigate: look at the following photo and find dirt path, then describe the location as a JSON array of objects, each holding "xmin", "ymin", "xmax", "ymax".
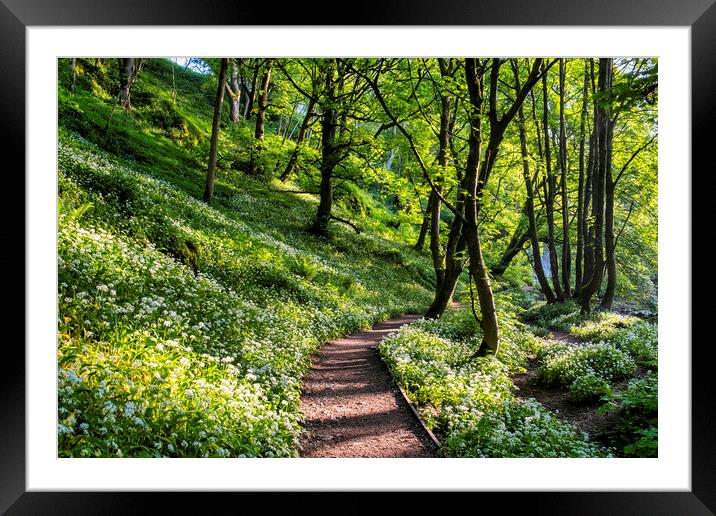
[{"xmin": 298, "ymin": 315, "xmax": 438, "ymax": 458}]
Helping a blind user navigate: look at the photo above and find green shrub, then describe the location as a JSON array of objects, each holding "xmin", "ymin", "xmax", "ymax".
[
  {"xmin": 569, "ymin": 311, "xmax": 640, "ymax": 342},
  {"xmin": 608, "ymin": 322, "xmax": 658, "ymax": 368},
  {"xmin": 570, "ymin": 313, "xmax": 658, "ymax": 369},
  {"xmin": 538, "ymin": 342, "xmax": 636, "ymax": 400},
  {"xmin": 569, "ymin": 373, "xmax": 612, "ymax": 403},
  {"xmin": 599, "ymin": 372, "xmax": 658, "ymax": 457}
]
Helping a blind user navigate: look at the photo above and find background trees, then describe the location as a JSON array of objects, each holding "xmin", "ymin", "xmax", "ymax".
[{"xmin": 63, "ymin": 56, "xmax": 658, "ymax": 354}]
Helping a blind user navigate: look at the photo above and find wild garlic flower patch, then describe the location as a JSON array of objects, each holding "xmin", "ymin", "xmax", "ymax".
[
  {"xmin": 538, "ymin": 342, "xmax": 637, "ymax": 402},
  {"xmin": 57, "ymin": 133, "xmax": 433, "ymax": 457},
  {"xmin": 446, "ymin": 399, "xmax": 609, "ymax": 458},
  {"xmin": 570, "ymin": 315, "xmax": 658, "ymax": 368},
  {"xmin": 569, "ymin": 312, "xmax": 640, "ymax": 342},
  {"xmin": 378, "ymin": 308, "xmax": 607, "ymax": 458}
]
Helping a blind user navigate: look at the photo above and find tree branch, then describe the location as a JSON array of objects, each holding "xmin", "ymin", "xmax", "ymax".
[{"xmin": 330, "ymin": 214, "xmax": 361, "ymax": 233}]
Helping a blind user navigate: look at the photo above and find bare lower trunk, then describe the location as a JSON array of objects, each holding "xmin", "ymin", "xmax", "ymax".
[
  {"xmin": 119, "ymin": 58, "xmax": 135, "ymax": 110},
  {"xmin": 600, "ymin": 113, "xmax": 617, "ymax": 310},
  {"xmin": 425, "ymin": 236, "xmax": 465, "ymax": 319},
  {"xmin": 558, "ymin": 59, "xmax": 571, "ymax": 299},
  {"xmin": 203, "ymin": 58, "xmax": 228, "ymax": 205},
  {"xmin": 413, "ymin": 191, "xmax": 434, "ymax": 251},
  {"xmin": 466, "ymin": 224, "xmax": 499, "ymax": 356},
  {"xmin": 311, "ymin": 59, "xmax": 339, "ymax": 236},
  {"xmin": 574, "ymin": 60, "xmax": 590, "ymax": 296},
  {"xmin": 312, "ymin": 165, "xmax": 334, "ymax": 236},
  {"xmin": 542, "ymin": 70, "xmax": 564, "ymax": 302},
  {"xmin": 250, "ymin": 59, "xmax": 273, "ymax": 175},
  {"xmin": 425, "ymin": 200, "xmax": 465, "ymax": 319},
  {"xmin": 581, "ymin": 58, "xmax": 613, "ymax": 314}
]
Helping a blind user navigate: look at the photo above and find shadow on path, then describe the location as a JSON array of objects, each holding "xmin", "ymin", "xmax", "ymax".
[{"xmin": 298, "ymin": 315, "xmax": 438, "ymax": 458}]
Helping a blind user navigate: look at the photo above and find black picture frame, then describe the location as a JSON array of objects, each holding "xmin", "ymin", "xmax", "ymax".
[{"xmin": 4, "ymin": 0, "xmax": 711, "ymax": 513}]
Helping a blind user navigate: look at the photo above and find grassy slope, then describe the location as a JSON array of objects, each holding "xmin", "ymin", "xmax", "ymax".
[{"xmin": 57, "ymin": 58, "xmax": 435, "ymax": 457}]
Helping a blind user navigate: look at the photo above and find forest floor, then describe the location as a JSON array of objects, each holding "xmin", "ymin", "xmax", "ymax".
[
  {"xmin": 298, "ymin": 315, "xmax": 438, "ymax": 458},
  {"xmin": 511, "ymin": 328, "xmax": 622, "ymax": 441}
]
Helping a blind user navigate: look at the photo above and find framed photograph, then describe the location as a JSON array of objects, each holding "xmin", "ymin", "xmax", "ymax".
[{"xmin": 6, "ymin": 0, "xmax": 711, "ymax": 512}]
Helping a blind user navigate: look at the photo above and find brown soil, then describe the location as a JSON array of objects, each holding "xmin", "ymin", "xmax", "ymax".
[
  {"xmin": 512, "ymin": 328, "xmax": 647, "ymax": 442},
  {"xmin": 298, "ymin": 315, "xmax": 438, "ymax": 458},
  {"xmin": 511, "ymin": 355, "xmax": 621, "ymax": 440},
  {"xmin": 549, "ymin": 329, "xmax": 579, "ymax": 343}
]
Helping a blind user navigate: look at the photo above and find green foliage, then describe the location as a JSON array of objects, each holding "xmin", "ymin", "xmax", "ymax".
[
  {"xmin": 569, "ymin": 311, "xmax": 640, "ymax": 342},
  {"xmin": 522, "ymin": 300, "xmax": 582, "ymax": 330},
  {"xmin": 599, "ymin": 372, "xmax": 658, "ymax": 457},
  {"xmin": 568, "ymin": 373, "xmax": 612, "ymax": 403}
]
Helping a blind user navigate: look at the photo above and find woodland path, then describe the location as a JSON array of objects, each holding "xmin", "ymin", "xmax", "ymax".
[{"xmin": 298, "ymin": 314, "xmax": 438, "ymax": 458}]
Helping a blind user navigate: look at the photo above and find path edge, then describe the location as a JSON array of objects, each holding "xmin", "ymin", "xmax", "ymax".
[
  {"xmin": 394, "ymin": 381, "xmax": 442, "ymax": 451},
  {"xmin": 369, "ymin": 316, "xmax": 443, "ymax": 455}
]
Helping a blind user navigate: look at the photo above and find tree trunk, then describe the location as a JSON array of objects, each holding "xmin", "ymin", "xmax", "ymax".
[
  {"xmin": 70, "ymin": 58, "xmax": 77, "ymax": 92},
  {"xmin": 429, "ymin": 186, "xmax": 446, "ymax": 286},
  {"xmin": 574, "ymin": 60, "xmax": 590, "ymax": 296},
  {"xmin": 581, "ymin": 58, "xmax": 613, "ymax": 314},
  {"xmin": 558, "ymin": 59, "xmax": 572, "ymax": 299},
  {"xmin": 414, "ymin": 191, "xmax": 434, "ymax": 251},
  {"xmin": 203, "ymin": 58, "xmax": 228, "ymax": 205},
  {"xmin": 464, "ymin": 58, "xmax": 499, "ymax": 356},
  {"xmin": 601, "ymin": 169, "xmax": 617, "ymax": 310},
  {"xmin": 226, "ymin": 58, "xmax": 241, "ymax": 123},
  {"xmin": 311, "ymin": 59, "xmax": 339, "ymax": 236},
  {"xmin": 119, "ymin": 58, "xmax": 135, "ymax": 110},
  {"xmin": 280, "ymin": 98, "xmax": 316, "ymax": 182},
  {"xmin": 428, "ymin": 70, "xmax": 454, "ymax": 287},
  {"xmin": 250, "ymin": 59, "xmax": 273, "ymax": 175},
  {"xmin": 581, "ymin": 61, "xmax": 598, "ymax": 296},
  {"xmin": 491, "ymin": 209, "xmax": 529, "ymax": 277},
  {"xmin": 425, "ymin": 231, "xmax": 465, "ymax": 318},
  {"xmin": 514, "ymin": 65, "xmax": 556, "ymax": 303},
  {"xmin": 542, "ymin": 69, "xmax": 565, "ymax": 302},
  {"xmin": 244, "ymin": 61, "xmax": 260, "ymax": 121},
  {"xmin": 425, "ymin": 190, "xmax": 465, "ymax": 320},
  {"xmin": 424, "ymin": 59, "xmax": 464, "ymax": 319}
]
